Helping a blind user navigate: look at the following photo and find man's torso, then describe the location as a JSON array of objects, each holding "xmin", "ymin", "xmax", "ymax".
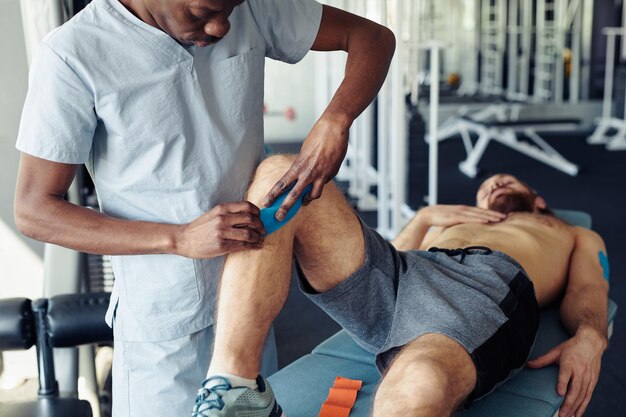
[{"xmin": 427, "ymin": 213, "xmax": 576, "ymax": 306}]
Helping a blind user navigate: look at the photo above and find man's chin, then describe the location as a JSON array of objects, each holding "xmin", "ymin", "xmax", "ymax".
[{"xmin": 488, "ymin": 193, "xmax": 535, "ymax": 215}]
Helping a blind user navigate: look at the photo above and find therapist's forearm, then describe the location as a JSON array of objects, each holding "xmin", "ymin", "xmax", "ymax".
[
  {"xmin": 15, "ymin": 195, "xmax": 178, "ymax": 256},
  {"xmin": 315, "ymin": 16, "xmax": 395, "ymax": 129}
]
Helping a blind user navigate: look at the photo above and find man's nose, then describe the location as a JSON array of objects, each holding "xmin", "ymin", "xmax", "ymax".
[{"xmin": 204, "ymin": 15, "xmax": 231, "ymax": 39}]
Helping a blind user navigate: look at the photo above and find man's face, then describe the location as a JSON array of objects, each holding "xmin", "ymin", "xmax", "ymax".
[
  {"xmin": 149, "ymin": 0, "xmax": 245, "ymax": 47},
  {"xmin": 476, "ymin": 174, "xmax": 538, "ymax": 215}
]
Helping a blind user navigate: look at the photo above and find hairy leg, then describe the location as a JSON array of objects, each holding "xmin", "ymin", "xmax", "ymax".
[
  {"xmin": 208, "ymin": 155, "xmax": 365, "ymax": 378},
  {"xmin": 372, "ymin": 334, "xmax": 477, "ymax": 417}
]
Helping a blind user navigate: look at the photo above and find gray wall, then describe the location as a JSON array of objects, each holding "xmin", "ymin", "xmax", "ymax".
[{"xmin": 0, "ymin": 0, "xmax": 44, "ymax": 257}]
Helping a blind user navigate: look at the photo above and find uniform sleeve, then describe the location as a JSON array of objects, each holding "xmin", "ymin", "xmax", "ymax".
[
  {"xmin": 247, "ymin": 0, "xmax": 323, "ymax": 64},
  {"xmin": 16, "ymin": 42, "xmax": 96, "ymax": 164}
]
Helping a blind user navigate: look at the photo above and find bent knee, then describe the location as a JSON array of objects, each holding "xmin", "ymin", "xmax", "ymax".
[
  {"xmin": 383, "ymin": 361, "xmax": 453, "ymax": 402},
  {"xmin": 376, "ymin": 357, "xmax": 473, "ymax": 415},
  {"xmin": 247, "ymin": 155, "xmax": 296, "ymax": 201},
  {"xmin": 254, "ymin": 155, "xmax": 296, "ymax": 180}
]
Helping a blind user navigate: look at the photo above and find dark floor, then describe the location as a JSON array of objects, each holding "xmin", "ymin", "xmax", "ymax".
[{"xmin": 270, "ymin": 131, "xmax": 626, "ymax": 416}]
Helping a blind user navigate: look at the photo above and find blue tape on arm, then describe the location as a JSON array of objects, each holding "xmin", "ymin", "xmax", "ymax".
[
  {"xmin": 599, "ymin": 251, "xmax": 610, "ymax": 283},
  {"xmin": 260, "ymin": 184, "xmax": 313, "ymax": 235}
]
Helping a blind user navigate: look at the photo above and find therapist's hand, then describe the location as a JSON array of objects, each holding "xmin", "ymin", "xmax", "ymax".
[
  {"xmin": 263, "ymin": 116, "xmax": 349, "ymax": 220},
  {"xmin": 175, "ymin": 202, "xmax": 265, "ymax": 259}
]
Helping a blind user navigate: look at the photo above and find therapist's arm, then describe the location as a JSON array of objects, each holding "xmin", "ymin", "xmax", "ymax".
[
  {"xmin": 14, "ymin": 154, "xmax": 265, "ymax": 258},
  {"xmin": 263, "ymin": 5, "xmax": 395, "ymax": 220}
]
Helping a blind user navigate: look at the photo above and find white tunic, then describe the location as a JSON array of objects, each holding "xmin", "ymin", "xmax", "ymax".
[{"xmin": 16, "ymin": 0, "xmax": 322, "ymax": 341}]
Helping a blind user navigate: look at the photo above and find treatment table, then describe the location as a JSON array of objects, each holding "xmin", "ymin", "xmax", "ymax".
[{"xmin": 268, "ymin": 210, "xmax": 618, "ymax": 417}]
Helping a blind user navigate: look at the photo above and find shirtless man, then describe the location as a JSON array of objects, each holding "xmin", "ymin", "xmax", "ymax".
[{"xmin": 191, "ymin": 155, "xmax": 609, "ymax": 417}]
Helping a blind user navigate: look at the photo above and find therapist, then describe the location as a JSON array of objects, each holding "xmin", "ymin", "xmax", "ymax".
[{"xmin": 13, "ymin": 0, "xmax": 395, "ymax": 416}]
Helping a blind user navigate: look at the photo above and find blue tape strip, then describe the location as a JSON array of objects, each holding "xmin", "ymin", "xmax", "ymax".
[
  {"xmin": 260, "ymin": 184, "xmax": 312, "ymax": 235},
  {"xmin": 599, "ymin": 251, "xmax": 610, "ymax": 283}
]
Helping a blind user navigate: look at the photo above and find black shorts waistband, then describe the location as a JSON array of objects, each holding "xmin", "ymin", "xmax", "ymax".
[
  {"xmin": 427, "ymin": 246, "xmax": 526, "ymax": 274},
  {"xmin": 428, "ymin": 246, "xmax": 493, "ymax": 255}
]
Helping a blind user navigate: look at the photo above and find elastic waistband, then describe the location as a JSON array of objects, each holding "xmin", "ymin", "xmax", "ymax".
[
  {"xmin": 428, "ymin": 246, "xmax": 493, "ymax": 256},
  {"xmin": 428, "ymin": 246, "xmax": 526, "ymax": 273}
]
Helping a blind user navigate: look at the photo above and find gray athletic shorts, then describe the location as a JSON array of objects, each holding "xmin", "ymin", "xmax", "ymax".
[{"xmin": 297, "ymin": 216, "xmax": 539, "ymax": 401}]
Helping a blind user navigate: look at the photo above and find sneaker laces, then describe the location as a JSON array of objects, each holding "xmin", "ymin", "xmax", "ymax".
[{"xmin": 192, "ymin": 376, "xmax": 233, "ymax": 416}]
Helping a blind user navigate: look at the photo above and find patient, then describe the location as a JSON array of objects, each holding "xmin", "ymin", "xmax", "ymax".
[{"xmin": 192, "ymin": 155, "xmax": 609, "ymax": 417}]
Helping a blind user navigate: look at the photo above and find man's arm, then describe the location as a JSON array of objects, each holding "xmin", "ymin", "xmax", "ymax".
[
  {"xmin": 392, "ymin": 205, "xmax": 507, "ymax": 251},
  {"xmin": 528, "ymin": 227, "xmax": 609, "ymax": 417},
  {"xmin": 263, "ymin": 5, "xmax": 395, "ymax": 220},
  {"xmin": 14, "ymin": 154, "xmax": 266, "ymax": 258}
]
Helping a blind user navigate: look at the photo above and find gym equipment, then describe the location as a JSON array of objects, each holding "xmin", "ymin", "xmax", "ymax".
[
  {"xmin": 263, "ymin": 104, "xmax": 297, "ymax": 121},
  {"xmin": 435, "ymin": 106, "xmax": 580, "ymax": 178},
  {"xmin": 268, "ymin": 210, "xmax": 617, "ymax": 417},
  {"xmin": 324, "ymin": 0, "xmax": 595, "ymax": 239},
  {"xmin": 480, "ymin": 0, "xmax": 506, "ymax": 96},
  {"xmin": 407, "ymin": 109, "xmax": 428, "ymax": 209},
  {"xmin": 587, "ymin": 27, "xmax": 626, "ymax": 151},
  {"xmin": 506, "ymin": 0, "xmax": 532, "ymax": 101},
  {"xmin": 0, "ymin": 293, "xmax": 112, "ymax": 417}
]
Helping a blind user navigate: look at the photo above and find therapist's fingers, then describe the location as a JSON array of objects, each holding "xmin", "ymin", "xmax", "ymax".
[
  {"xmin": 228, "ymin": 212, "xmax": 265, "ymax": 234},
  {"xmin": 303, "ymin": 180, "xmax": 324, "ymax": 205},
  {"xmin": 221, "ymin": 226, "xmax": 265, "ymax": 245},
  {"xmin": 263, "ymin": 167, "xmax": 299, "ymax": 208},
  {"xmin": 275, "ymin": 179, "xmax": 311, "ymax": 221},
  {"xmin": 178, "ymin": 205, "xmax": 265, "ymax": 258},
  {"xmin": 220, "ymin": 202, "xmax": 263, "ymax": 231},
  {"xmin": 223, "ymin": 201, "xmax": 261, "ymax": 216}
]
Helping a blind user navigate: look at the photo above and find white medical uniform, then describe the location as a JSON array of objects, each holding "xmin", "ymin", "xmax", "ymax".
[{"xmin": 16, "ymin": 0, "xmax": 323, "ymax": 414}]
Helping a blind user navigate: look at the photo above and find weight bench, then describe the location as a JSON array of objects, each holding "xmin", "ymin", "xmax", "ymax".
[
  {"xmin": 0, "ymin": 292, "xmax": 112, "ymax": 417},
  {"xmin": 268, "ymin": 210, "xmax": 617, "ymax": 417},
  {"xmin": 434, "ymin": 105, "xmax": 580, "ymax": 178}
]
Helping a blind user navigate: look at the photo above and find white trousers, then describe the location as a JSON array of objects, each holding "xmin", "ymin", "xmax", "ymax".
[{"xmin": 111, "ymin": 322, "xmax": 278, "ymax": 417}]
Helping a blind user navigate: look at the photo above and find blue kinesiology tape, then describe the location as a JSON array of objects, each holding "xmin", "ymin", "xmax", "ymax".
[
  {"xmin": 599, "ymin": 251, "xmax": 610, "ymax": 283},
  {"xmin": 260, "ymin": 184, "xmax": 313, "ymax": 235}
]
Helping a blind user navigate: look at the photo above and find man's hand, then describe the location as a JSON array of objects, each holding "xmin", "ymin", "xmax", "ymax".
[
  {"xmin": 175, "ymin": 202, "xmax": 265, "ymax": 259},
  {"xmin": 527, "ymin": 328, "xmax": 607, "ymax": 417},
  {"xmin": 263, "ymin": 116, "xmax": 348, "ymax": 220},
  {"xmin": 419, "ymin": 204, "xmax": 507, "ymax": 228},
  {"xmin": 391, "ymin": 204, "xmax": 506, "ymax": 251}
]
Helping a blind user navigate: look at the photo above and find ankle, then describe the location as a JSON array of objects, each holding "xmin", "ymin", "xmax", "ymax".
[
  {"xmin": 209, "ymin": 351, "xmax": 261, "ymax": 379},
  {"xmin": 205, "ymin": 372, "xmax": 258, "ymax": 390}
]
